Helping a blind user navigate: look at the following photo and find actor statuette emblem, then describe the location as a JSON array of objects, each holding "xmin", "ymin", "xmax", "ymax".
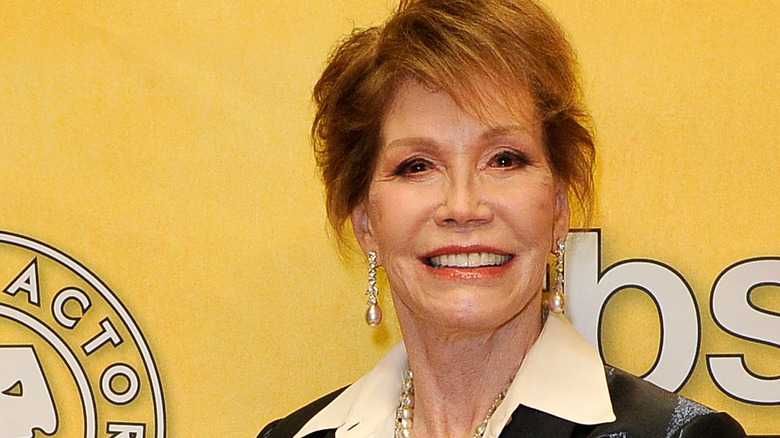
[{"xmin": 0, "ymin": 231, "xmax": 165, "ymax": 438}]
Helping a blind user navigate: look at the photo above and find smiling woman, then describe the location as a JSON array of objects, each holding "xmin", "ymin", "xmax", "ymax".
[
  {"xmin": 259, "ymin": 1, "xmax": 747, "ymax": 437},
  {"xmin": 351, "ymin": 80, "xmax": 565, "ymax": 335}
]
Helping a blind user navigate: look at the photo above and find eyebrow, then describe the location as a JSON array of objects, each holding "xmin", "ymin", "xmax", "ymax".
[
  {"xmin": 383, "ymin": 136, "xmax": 439, "ymax": 151},
  {"xmin": 383, "ymin": 125, "xmax": 535, "ymax": 151}
]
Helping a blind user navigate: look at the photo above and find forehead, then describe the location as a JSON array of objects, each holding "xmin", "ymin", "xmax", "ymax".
[{"xmin": 380, "ymin": 79, "xmax": 541, "ymax": 141}]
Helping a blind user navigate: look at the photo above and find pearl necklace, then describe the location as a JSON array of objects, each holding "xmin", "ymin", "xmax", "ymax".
[{"xmin": 395, "ymin": 367, "xmax": 510, "ymax": 438}]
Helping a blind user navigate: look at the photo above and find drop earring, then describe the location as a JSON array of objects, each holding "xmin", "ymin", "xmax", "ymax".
[
  {"xmin": 364, "ymin": 251, "xmax": 382, "ymax": 326},
  {"xmin": 547, "ymin": 240, "xmax": 566, "ymax": 314}
]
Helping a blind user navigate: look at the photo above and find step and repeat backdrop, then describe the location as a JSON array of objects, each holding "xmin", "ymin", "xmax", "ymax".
[{"xmin": 1, "ymin": 1, "xmax": 778, "ymax": 437}]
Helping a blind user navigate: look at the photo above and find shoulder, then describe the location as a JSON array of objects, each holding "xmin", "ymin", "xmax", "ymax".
[
  {"xmin": 588, "ymin": 366, "xmax": 746, "ymax": 437},
  {"xmin": 258, "ymin": 386, "xmax": 348, "ymax": 438}
]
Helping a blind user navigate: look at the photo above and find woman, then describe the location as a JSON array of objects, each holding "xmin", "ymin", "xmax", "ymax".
[{"xmin": 260, "ymin": 0, "xmax": 746, "ymax": 437}]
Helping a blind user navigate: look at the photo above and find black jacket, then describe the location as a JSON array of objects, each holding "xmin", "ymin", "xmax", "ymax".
[{"xmin": 259, "ymin": 367, "xmax": 746, "ymax": 438}]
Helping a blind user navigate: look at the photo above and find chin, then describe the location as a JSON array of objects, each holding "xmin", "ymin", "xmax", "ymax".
[{"xmin": 430, "ymin": 300, "xmax": 535, "ymax": 333}]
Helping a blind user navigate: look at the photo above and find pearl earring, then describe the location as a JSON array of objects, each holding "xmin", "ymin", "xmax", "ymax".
[
  {"xmin": 547, "ymin": 240, "xmax": 566, "ymax": 314},
  {"xmin": 364, "ymin": 251, "xmax": 382, "ymax": 326}
]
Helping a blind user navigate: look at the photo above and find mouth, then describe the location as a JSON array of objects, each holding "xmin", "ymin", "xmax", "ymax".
[{"xmin": 425, "ymin": 252, "xmax": 513, "ymax": 268}]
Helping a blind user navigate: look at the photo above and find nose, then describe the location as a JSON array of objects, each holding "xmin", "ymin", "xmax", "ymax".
[{"xmin": 433, "ymin": 172, "xmax": 493, "ymax": 228}]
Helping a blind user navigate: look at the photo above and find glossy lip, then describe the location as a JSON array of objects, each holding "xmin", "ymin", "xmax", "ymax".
[{"xmin": 420, "ymin": 245, "xmax": 514, "ymax": 280}]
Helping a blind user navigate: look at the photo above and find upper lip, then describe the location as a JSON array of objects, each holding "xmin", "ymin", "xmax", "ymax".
[{"xmin": 421, "ymin": 245, "xmax": 511, "ymax": 258}]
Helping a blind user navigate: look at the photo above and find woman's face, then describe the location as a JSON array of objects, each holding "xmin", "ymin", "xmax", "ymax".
[{"xmin": 351, "ymin": 80, "xmax": 569, "ymax": 332}]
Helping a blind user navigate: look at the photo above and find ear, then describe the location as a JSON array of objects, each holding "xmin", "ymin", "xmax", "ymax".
[
  {"xmin": 350, "ymin": 201, "xmax": 377, "ymax": 258},
  {"xmin": 553, "ymin": 183, "xmax": 571, "ymax": 250}
]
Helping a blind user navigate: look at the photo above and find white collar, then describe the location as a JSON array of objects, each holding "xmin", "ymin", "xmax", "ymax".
[{"xmin": 293, "ymin": 314, "xmax": 616, "ymax": 438}]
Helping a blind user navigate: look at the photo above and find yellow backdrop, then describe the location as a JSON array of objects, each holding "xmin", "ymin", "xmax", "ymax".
[{"xmin": 0, "ymin": 1, "xmax": 778, "ymax": 436}]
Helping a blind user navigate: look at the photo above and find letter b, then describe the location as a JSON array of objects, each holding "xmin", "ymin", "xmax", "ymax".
[{"xmin": 565, "ymin": 230, "xmax": 700, "ymax": 392}]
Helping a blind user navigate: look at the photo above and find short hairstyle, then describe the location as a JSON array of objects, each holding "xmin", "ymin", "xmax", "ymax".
[{"xmin": 312, "ymin": 0, "xmax": 595, "ymax": 246}]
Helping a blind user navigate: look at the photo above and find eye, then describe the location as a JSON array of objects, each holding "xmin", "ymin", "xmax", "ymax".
[
  {"xmin": 393, "ymin": 158, "xmax": 434, "ymax": 176},
  {"xmin": 487, "ymin": 150, "xmax": 528, "ymax": 169}
]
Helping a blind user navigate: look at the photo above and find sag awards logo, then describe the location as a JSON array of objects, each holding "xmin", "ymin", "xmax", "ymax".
[{"xmin": 0, "ymin": 231, "xmax": 164, "ymax": 438}]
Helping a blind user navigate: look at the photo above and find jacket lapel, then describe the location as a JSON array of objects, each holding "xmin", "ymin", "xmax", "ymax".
[{"xmin": 498, "ymin": 404, "xmax": 579, "ymax": 438}]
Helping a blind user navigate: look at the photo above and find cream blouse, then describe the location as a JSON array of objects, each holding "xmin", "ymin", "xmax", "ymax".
[{"xmin": 292, "ymin": 314, "xmax": 617, "ymax": 438}]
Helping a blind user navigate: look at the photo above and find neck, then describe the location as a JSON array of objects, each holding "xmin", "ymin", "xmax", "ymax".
[{"xmin": 396, "ymin": 303, "xmax": 542, "ymax": 438}]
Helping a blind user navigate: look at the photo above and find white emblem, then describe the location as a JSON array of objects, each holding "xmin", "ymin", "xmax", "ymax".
[{"xmin": 0, "ymin": 231, "xmax": 165, "ymax": 438}]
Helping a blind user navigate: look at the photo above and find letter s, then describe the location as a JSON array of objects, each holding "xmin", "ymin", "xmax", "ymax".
[{"xmin": 708, "ymin": 257, "xmax": 780, "ymax": 404}]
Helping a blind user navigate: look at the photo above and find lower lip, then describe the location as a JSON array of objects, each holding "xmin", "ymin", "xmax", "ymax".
[{"xmin": 423, "ymin": 260, "xmax": 512, "ymax": 280}]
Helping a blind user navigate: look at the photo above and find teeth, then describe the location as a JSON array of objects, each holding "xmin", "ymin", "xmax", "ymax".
[{"xmin": 428, "ymin": 252, "xmax": 511, "ymax": 268}]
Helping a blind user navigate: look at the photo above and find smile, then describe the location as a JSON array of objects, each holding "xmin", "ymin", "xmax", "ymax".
[{"xmin": 426, "ymin": 253, "xmax": 512, "ymax": 268}]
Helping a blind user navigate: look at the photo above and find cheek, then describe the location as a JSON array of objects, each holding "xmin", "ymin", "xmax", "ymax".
[
  {"xmin": 367, "ymin": 184, "xmax": 436, "ymax": 250},
  {"xmin": 495, "ymin": 183, "xmax": 558, "ymax": 240}
]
